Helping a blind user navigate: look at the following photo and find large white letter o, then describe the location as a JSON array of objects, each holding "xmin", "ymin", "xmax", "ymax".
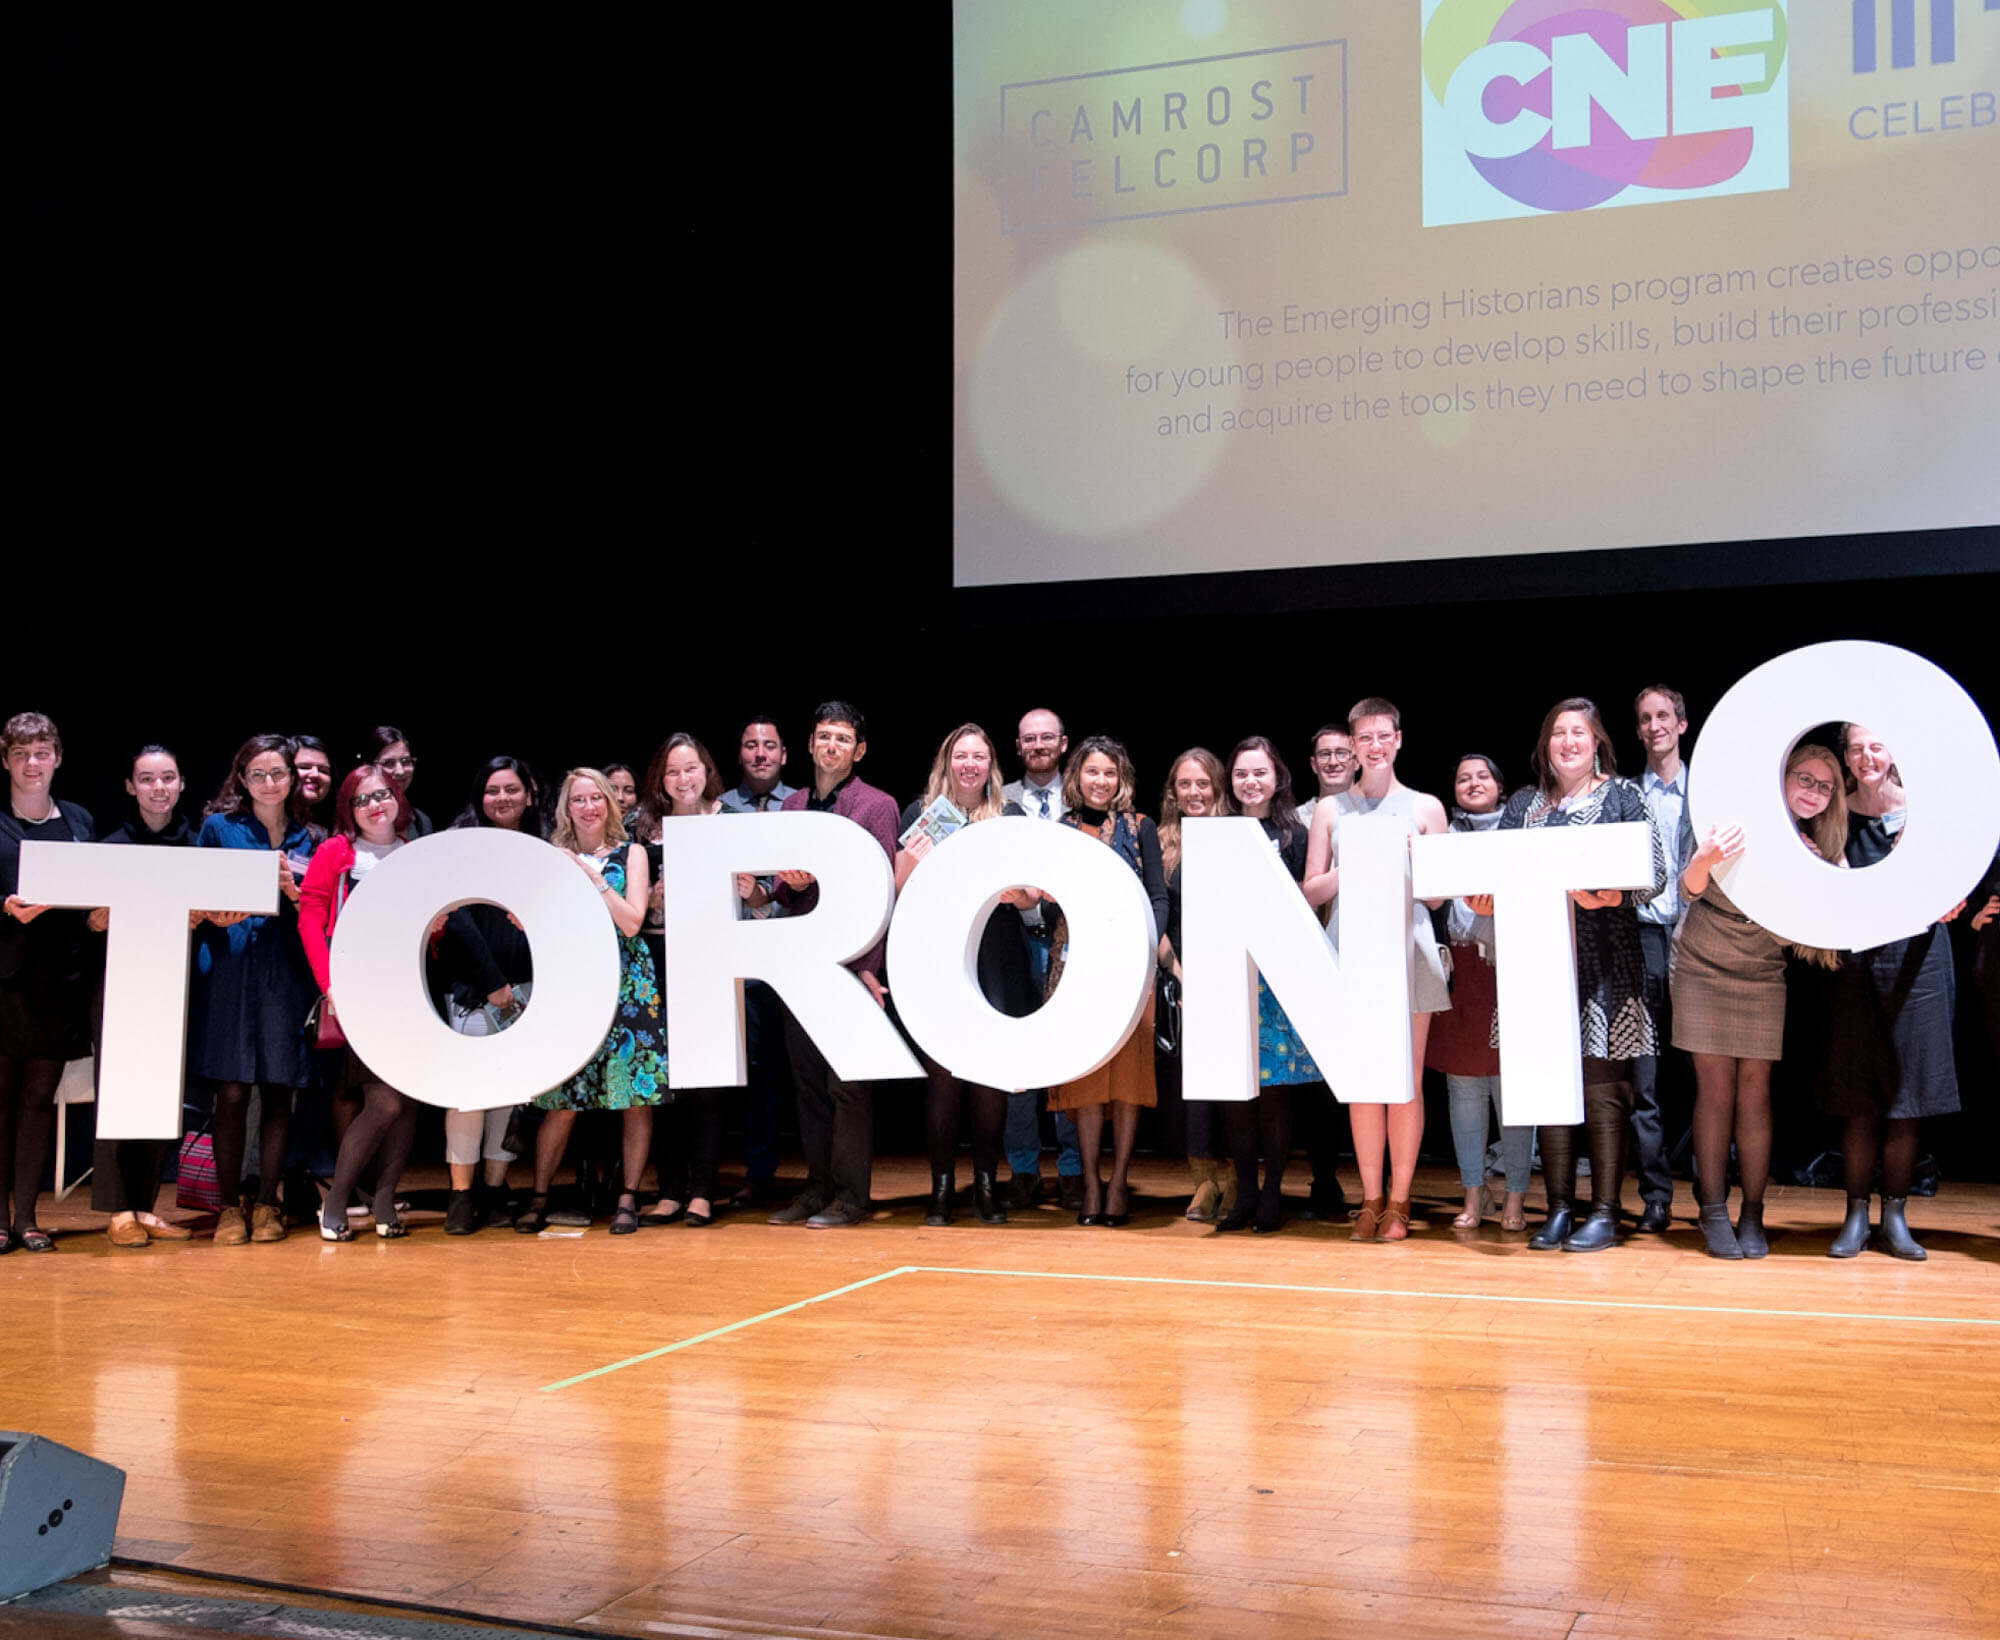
[
  {"xmin": 1690, "ymin": 641, "xmax": 2000, "ymax": 950},
  {"xmin": 331, "ymin": 829, "xmax": 622, "ymax": 1109},
  {"xmin": 889, "ymin": 819, "xmax": 1156, "ymax": 1091}
]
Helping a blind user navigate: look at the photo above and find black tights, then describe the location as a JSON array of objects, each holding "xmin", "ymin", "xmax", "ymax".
[
  {"xmin": 0, "ymin": 1056, "xmax": 62, "ymax": 1233},
  {"xmin": 211, "ymin": 1082, "xmax": 294, "ymax": 1208},
  {"xmin": 1539, "ymin": 1057, "xmax": 1634, "ymax": 1208},
  {"xmin": 1691, "ymin": 1053, "xmax": 1772, "ymax": 1207},
  {"xmin": 1224, "ymin": 1094, "xmax": 1294, "ymax": 1223},
  {"xmin": 323, "ymin": 1080, "xmax": 420, "ymax": 1223},
  {"xmin": 923, "ymin": 1059, "xmax": 1006, "ymax": 1180},
  {"xmin": 1843, "ymin": 1113, "xmax": 1920, "ymax": 1200}
]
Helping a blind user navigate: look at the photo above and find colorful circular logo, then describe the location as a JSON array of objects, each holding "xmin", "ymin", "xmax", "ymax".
[{"xmin": 1422, "ymin": 0, "xmax": 1789, "ymax": 213}]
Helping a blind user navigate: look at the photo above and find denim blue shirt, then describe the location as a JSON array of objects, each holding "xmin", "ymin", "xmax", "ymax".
[{"xmin": 1638, "ymin": 765, "xmax": 1694, "ymax": 928}]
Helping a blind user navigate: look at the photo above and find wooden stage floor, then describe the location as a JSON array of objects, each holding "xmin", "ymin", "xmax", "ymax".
[{"xmin": 6, "ymin": 1159, "xmax": 1998, "ymax": 1640}]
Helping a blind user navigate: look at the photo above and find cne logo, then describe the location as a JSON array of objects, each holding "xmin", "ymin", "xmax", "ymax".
[{"xmin": 1421, "ymin": 1, "xmax": 1791, "ymax": 227}]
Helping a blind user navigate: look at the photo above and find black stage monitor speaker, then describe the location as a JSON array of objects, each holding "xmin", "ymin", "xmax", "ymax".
[{"xmin": 0, "ymin": 1432, "xmax": 126, "ymax": 1601}]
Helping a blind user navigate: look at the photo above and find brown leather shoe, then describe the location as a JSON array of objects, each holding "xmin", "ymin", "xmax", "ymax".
[
  {"xmin": 1382, "ymin": 1198, "xmax": 1413, "ymax": 1242},
  {"xmin": 214, "ymin": 1204, "xmax": 250, "ymax": 1246},
  {"xmin": 249, "ymin": 1202, "xmax": 288, "ymax": 1243},
  {"xmin": 145, "ymin": 1220, "xmax": 196, "ymax": 1241},
  {"xmin": 107, "ymin": 1218, "xmax": 151, "ymax": 1248},
  {"xmin": 1349, "ymin": 1196, "xmax": 1387, "ymax": 1241}
]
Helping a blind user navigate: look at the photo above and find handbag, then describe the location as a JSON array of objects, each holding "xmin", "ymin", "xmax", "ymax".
[
  {"xmin": 305, "ymin": 868, "xmax": 349, "ymax": 1050},
  {"xmin": 306, "ymin": 992, "xmax": 347, "ymax": 1051},
  {"xmin": 176, "ymin": 1117, "xmax": 221, "ymax": 1211},
  {"xmin": 1154, "ymin": 973, "xmax": 1182, "ymax": 1056}
]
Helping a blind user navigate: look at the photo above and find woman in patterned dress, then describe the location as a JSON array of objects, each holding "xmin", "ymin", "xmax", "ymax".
[
  {"xmin": 1471, "ymin": 699, "xmax": 1668, "ymax": 1252},
  {"xmin": 1215, "ymin": 736, "xmax": 1318, "ymax": 1235},
  {"xmin": 513, "ymin": 768, "xmax": 667, "ymax": 1237}
]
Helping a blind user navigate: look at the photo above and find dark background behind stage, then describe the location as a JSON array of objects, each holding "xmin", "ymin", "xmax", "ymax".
[{"xmin": 18, "ymin": 18, "xmax": 1998, "ymax": 1168}]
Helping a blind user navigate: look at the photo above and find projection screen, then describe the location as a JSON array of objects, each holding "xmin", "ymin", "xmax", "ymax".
[{"xmin": 953, "ymin": 1, "xmax": 1998, "ymax": 587}]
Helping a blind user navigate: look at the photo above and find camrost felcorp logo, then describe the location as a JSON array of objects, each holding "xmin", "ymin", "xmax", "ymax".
[{"xmin": 1421, "ymin": 0, "xmax": 1790, "ymax": 227}]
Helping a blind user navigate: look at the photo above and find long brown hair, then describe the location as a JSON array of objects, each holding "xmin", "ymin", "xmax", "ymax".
[
  {"xmin": 1061, "ymin": 735, "xmax": 1138, "ymax": 816},
  {"xmin": 1159, "ymin": 748, "xmax": 1232, "ymax": 876},
  {"xmin": 1531, "ymin": 698, "xmax": 1618, "ymax": 798},
  {"xmin": 632, "ymin": 733, "xmax": 724, "ymax": 840}
]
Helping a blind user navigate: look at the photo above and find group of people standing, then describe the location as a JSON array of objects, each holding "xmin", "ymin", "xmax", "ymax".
[{"xmin": 0, "ymin": 689, "xmax": 1991, "ymax": 1264}]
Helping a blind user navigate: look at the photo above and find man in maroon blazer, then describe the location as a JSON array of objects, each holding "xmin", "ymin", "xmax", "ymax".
[{"xmin": 768, "ymin": 701, "xmax": 901, "ymax": 1228}]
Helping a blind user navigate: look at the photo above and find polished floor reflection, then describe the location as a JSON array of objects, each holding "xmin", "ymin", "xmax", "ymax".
[{"xmin": 6, "ymin": 1159, "xmax": 1998, "ymax": 1639}]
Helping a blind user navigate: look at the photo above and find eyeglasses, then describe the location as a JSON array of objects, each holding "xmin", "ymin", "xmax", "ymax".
[
  {"xmin": 1354, "ymin": 733, "xmax": 1396, "ymax": 749},
  {"xmin": 244, "ymin": 769, "xmax": 291, "ymax": 785},
  {"xmin": 1790, "ymin": 770, "xmax": 1837, "ymax": 799},
  {"xmin": 1020, "ymin": 733, "xmax": 1063, "ymax": 747},
  {"xmin": 378, "ymin": 756, "xmax": 417, "ymax": 772},
  {"xmin": 353, "ymin": 790, "xmax": 398, "ymax": 809},
  {"xmin": 1313, "ymin": 748, "xmax": 1355, "ymax": 764}
]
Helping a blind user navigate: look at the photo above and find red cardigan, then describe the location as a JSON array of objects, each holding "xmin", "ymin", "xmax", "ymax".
[{"xmin": 296, "ymin": 835, "xmax": 362, "ymax": 996}]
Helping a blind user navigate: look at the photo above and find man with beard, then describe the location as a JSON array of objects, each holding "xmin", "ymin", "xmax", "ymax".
[{"xmin": 999, "ymin": 708, "xmax": 1084, "ymax": 1211}]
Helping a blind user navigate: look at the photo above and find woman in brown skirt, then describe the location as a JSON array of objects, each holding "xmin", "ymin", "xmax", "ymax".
[
  {"xmin": 1047, "ymin": 737, "xmax": 1169, "ymax": 1227},
  {"xmin": 1672, "ymin": 742, "xmax": 1846, "ymax": 1259}
]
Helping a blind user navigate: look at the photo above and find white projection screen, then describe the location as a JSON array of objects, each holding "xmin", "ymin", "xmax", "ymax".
[{"xmin": 953, "ymin": 1, "xmax": 1998, "ymax": 587}]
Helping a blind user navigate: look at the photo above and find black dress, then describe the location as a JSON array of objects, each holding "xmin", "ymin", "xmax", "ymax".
[
  {"xmin": 1823, "ymin": 813, "xmax": 1959, "ymax": 1120},
  {"xmin": 895, "ymin": 800, "xmax": 1038, "ymax": 1020},
  {"xmin": 0, "ymin": 802, "xmax": 97, "ymax": 1061}
]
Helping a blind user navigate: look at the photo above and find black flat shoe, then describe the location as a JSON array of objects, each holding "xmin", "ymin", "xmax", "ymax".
[
  {"xmin": 18, "ymin": 1228, "xmax": 55, "ymax": 1253},
  {"xmin": 610, "ymin": 1193, "xmax": 641, "ymax": 1236},
  {"xmin": 1635, "ymin": 1200, "xmax": 1673, "ymax": 1233},
  {"xmin": 640, "ymin": 1200, "xmax": 687, "ymax": 1226},
  {"xmin": 513, "ymin": 1194, "xmax": 550, "ymax": 1235},
  {"xmin": 685, "ymin": 1199, "xmax": 713, "ymax": 1228},
  {"xmin": 1213, "ymin": 1206, "xmax": 1255, "ymax": 1233}
]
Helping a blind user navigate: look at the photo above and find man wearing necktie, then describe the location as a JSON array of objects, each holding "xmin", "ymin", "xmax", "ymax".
[{"xmin": 1000, "ymin": 708, "xmax": 1084, "ymax": 1211}]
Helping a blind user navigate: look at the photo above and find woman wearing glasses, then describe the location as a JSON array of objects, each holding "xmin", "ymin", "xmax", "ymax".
[
  {"xmin": 298, "ymin": 766, "xmax": 424, "ymax": 1239},
  {"xmin": 366, "ymin": 725, "xmax": 433, "ymax": 837},
  {"xmin": 1671, "ymin": 744, "xmax": 1846, "ymax": 1259},
  {"xmin": 189, "ymin": 735, "xmax": 323, "ymax": 1246},
  {"xmin": 1822, "ymin": 724, "xmax": 1964, "ymax": 1261}
]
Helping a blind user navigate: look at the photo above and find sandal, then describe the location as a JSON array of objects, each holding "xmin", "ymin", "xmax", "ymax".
[
  {"xmin": 319, "ymin": 1215, "xmax": 354, "ymax": 1242},
  {"xmin": 610, "ymin": 1192, "xmax": 640, "ymax": 1236},
  {"xmin": 1349, "ymin": 1197, "xmax": 1386, "ymax": 1241},
  {"xmin": 1501, "ymin": 1197, "xmax": 1528, "ymax": 1232},
  {"xmin": 18, "ymin": 1228, "xmax": 55, "ymax": 1253},
  {"xmin": 1453, "ymin": 1185, "xmax": 1495, "ymax": 1230},
  {"xmin": 513, "ymin": 1194, "xmax": 551, "ymax": 1235}
]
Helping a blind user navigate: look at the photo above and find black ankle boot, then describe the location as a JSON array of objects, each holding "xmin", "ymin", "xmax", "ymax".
[
  {"xmin": 1562, "ymin": 1203, "xmax": 1620, "ymax": 1252},
  {"xmin": 1873, "ymin": 1196, "xmax": 1926, "ymax": 1261},
  {"xmin": 1697, "ymin": 1201, "xmax": 1743, "ymax": 1259},
  {"xmin": 1828, "ymin": 1195, "xmax": 1871, "ymax": 1258},
  {"xmin": 973, "ymin": 1171, "xmax": 1006, "ymax": 1224},
  {"xmin": 1529, "ymin": 1202, "xmax": 1574, "ymax": 1249},
  {"xmin": 1734, "ymin": 1201, "xmax": 1767, "ymax": 1259},
  {"xmin": 925, "ymin": 1173, "xmax": 953, "ymax": 1227},
  {"xmin": 1561, "ymin": 1082, "xmax": 1630, "ymax": 1252},
  {"xmin": 1531, "ymin": 1123, "xmax": 1578, "ymax": 1249},
  {"xmin": 444, "ymin": 1189, "xmax": 478, "ymax": 1236}
]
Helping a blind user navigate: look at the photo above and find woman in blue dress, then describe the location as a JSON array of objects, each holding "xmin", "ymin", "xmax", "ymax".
[
  {"xmin": 188, "ymin": 734, "xmax": 323, "ymax": 1247},
  {"xmin": 514, "ymin": 767, "xmax": 667, "ymax": 1237}
]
